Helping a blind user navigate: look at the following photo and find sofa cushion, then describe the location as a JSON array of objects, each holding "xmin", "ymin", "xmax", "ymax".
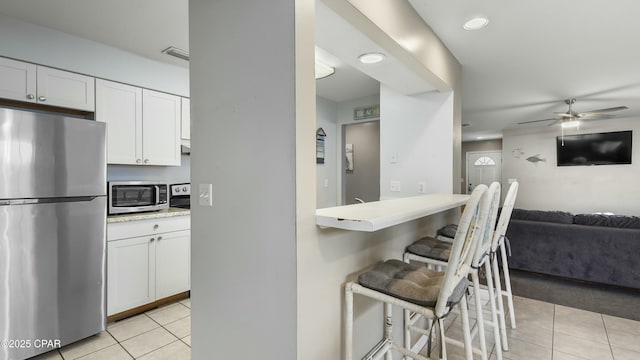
[
  {"xmin": 574, "ymin": 214, "xmax": 640, "ymax": 229},
  {"xmin": 510, "ymin": 209, "xmax": 574, "ymax": 224}
]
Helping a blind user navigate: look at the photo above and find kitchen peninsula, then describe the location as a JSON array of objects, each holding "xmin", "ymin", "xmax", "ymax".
[{"xmin": 316, "ymin": 194, "xmax": 469, "ymax": 232}]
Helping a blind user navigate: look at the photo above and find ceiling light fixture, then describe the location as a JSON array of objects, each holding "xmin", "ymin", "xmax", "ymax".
[
  {"xmin": 358, "ymin": 52, "xmax": 385, "ymax": 64},
  {"xmin": 463, "ymin": 17, "xmax": 489, "ymax": 31},
  {"xmin": 315, "ymin": 60, "xmax": 335, "ymax": 79},
  {"xmin": 561, "ymin": 120, "xmax": 580, "ymax": 129},
  {"xmin": 162, "ymin": 46, "xmax": 189, "ymax": 61}
]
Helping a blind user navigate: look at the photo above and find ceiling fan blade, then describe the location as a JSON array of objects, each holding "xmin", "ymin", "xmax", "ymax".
[
  {"xmin": 554, "ymin": 112, "xmax": 574, "ymax": 118},
  {"xmin": 579, "ymin": 114, "xmax": 616, "ymax": 120},
  {"xmin": 580, "ymin": 106, "xmax": 628, "ymax": 114},
  {"xmin": 517, "ymin": 118, "xmax": 557, "ymax": 125}
]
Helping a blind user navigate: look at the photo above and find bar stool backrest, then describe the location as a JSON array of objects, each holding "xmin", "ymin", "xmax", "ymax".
[
  {"xmin": 473, "ymin": 182, "xmax": 501, "ymax": 266},
  {"xmin": 491, "ymin": 181, "xmax": 519, "ymax": 252},
  {"xmin": 434, "ymin": 184, "xmax": 487, "ymax": 316}
]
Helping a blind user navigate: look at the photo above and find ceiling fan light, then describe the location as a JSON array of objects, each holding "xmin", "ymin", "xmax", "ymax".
[
  {"xmin": 463, "ymin": 17, "xmax": 489, "ymax": 31},
  {"xmin": 561, "ymin": 120, "xmax": 580, "ymax": 129}
]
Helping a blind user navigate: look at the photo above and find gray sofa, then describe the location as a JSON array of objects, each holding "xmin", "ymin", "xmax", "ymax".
[{"xmin": 505, "ymin": 209, "xmax": 640, "ymax": 290}]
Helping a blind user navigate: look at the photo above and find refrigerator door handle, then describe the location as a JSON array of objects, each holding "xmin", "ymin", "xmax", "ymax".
[{"xmin": 0, "ymin": 196, "xmax": 98, "ymax": 206}]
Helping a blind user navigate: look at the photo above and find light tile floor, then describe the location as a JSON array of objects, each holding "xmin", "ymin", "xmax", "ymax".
[
  {"xmin": 440, "ymin": 295, "xmax": 640, "ymax": 360},
  {"xmin": 29, "ymin": 295, "xmax": 640, "ymax": 359},
  {"xmin": 29, "ymin": 298, "xmax": 191, "ymax": 360}
]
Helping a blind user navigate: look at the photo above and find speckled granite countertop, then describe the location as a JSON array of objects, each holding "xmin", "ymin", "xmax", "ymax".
[{"xmin": 107, "ymin": 207, "xmax": 190, "ymax": 223}]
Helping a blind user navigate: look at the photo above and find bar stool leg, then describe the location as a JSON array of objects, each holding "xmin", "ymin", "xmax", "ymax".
[
  {"xmin": 491, "ymin": 254, "xmax": 509, "ymax": 351},
  {"xmin": 384, "ymin": 303, "xmax": 393, "ymax": 360},
  {"xmin": 471, "ymin": 271, "xmax": 488, "ymax": 360},
  {"xmin": 345, "ymin": 283, "xmax": 354, "ymax": 360},
  {"xmin": 459, "ymin": 295, "xmax": 473, "ymax": 360},
  {"xmin": 438, "ymin": 317, "xmax": 447, "ymax": 360},
  {"xmin": 484, "ymin": 261, "xmax": 503, "ymax": 360},
  {"xmin": 403, "ymin": 308, "xmax": 412, "ymax": 358},
  {"xmin": 500, "ymin": 242, "xmax": 516, "ymax": 329}
]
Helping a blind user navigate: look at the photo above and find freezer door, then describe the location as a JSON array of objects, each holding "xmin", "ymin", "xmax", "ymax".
[
  {"xmin": 0, "ymin": 196, "xmax": 106, "ymax": 360},
  {"xmin": 0, "ymin": 108, "xmax": 106, "ymax": 199}
]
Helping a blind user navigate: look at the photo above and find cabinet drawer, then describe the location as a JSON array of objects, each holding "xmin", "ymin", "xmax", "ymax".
[{"xmin": 108, "ymin": 216, "xmax": 190, "ymax": 241}]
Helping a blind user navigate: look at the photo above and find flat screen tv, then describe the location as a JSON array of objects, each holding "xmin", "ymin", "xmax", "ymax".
[{"xmin": 557, "ymin": 130, "xmax": 632, "ymax": 166}]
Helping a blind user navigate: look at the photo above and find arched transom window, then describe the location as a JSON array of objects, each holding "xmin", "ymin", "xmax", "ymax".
[{"xmin": 474, "ymin": 156, "xmax": 496, "ymax": 166}]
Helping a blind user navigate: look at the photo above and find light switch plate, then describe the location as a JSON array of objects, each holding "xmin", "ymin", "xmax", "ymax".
[{"xmin": 199, "ymin": 184, "xmax": 213, "ymax": 206}]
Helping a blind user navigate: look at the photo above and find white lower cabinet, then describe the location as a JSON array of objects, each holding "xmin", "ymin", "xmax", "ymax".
[{"xmin": 107, "ymin": 216, "xmax": 190, "ymax": 316}]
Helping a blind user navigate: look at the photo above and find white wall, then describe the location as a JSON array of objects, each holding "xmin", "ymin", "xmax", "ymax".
[
  {"xmin": 107, "ymin": 155, "xmax": 190, "ymax": 184},
  {"xmin": 0, "ymin": 13, "xmax": 189, "ymax": 96},
  {"xmin": 502, "ymin": 117, "xmax": 640, "ymax": 215},
  {"xmin": 316, "ymin": 96, "xmax": 338, "ymax": 208},
  {"xmin": 380, "ymin": 85, "xmax": 454, "ymax": 199}
]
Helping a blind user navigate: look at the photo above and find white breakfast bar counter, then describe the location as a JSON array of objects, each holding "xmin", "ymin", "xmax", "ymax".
[{"xmin": 316, "ymin": 193, "xmax": 469, "ymax": 232}]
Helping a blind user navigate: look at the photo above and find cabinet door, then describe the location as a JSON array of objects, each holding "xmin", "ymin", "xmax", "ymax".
[
  {"xmin": 36, "ymin": 66, "xmax": 95, "ymax": 111},
  {"xmin": 107, "ymin": 236, "xmax": 156, "ymax": 316},
  {"xmin": 96, "ymin": 79, "xmax": 143, "ymax": 164},
  {"xmin": 155, "ymin": 230, "xmax": 191, "ymax": 299},
  {"xmin": 0, "ymin": 57, "xmax": 36, "ymax": 103},
  {"xmin": 181, "ymin": 97, "xmax": 190, "ymax": 140},
  {"xmin": 142, "ymin": 89, "xmax": 181, "ymax": 166}
]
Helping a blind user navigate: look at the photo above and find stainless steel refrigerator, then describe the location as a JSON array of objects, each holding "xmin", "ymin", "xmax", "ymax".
[{"xmin": 0, "ymin": 107, "xmax": 107, "ymax": 360}]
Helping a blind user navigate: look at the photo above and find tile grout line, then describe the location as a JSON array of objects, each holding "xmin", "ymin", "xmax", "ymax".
[{"xmin": 601, "ymin": 314, "xmax": 615, "ymax": 360}]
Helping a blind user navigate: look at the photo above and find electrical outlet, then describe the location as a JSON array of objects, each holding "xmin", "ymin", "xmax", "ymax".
[
  {"xmin": 418, "ymin": 182, "xmax": 426, "ymax": 193},
  {"xmin": 390, "ymin": 181, "xmax": 401, "ymax": 192},
  {"xmin": 390, "ymin": 152, "xmax": 398, "ymax": 164}
]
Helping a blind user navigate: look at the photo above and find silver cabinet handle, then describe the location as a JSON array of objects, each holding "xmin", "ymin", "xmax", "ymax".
[
  {"xmin": 157, "ymin": 236, "xmax": 163, "ymax": 241},
  {"xmin": 153, "ymin": 224, "xmax": 159, "ymax": 230},
  {"xmin": 150, "ymin": 237, "xmax": 155, "ymax": 242},
  {"xmin": 136, "ymin": 159, "xmax": 142, "ymax": 164},
  {"xmin": 26, "ymin": 94, "xmax": 35, "ymax": 100},
  {"xmin": 38, "ymin": 96, "xmax": 46, "ymax": 102},
  {"xmin": 144, "ymin": 159, "xmax": 149, "ymax": 164}
]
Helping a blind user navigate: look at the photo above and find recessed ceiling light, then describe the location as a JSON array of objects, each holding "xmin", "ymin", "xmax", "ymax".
[
  {"xmin": 358, "ymin": 52, "xmax": 385, "ymax": 64},
  {"xmin": 463, "ymin": 17, "xmax": 489, "ymax": 31}
]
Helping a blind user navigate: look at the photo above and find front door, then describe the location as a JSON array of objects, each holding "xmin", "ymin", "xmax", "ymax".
[{"xmin": 466, "ymin": 151, "xmax": 502, "ymax": 194}]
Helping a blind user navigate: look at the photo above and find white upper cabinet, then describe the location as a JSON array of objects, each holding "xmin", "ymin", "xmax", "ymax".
[
  {"xmin": 0, "ymin": 57, "xmax": 37, "ymax": 103},
  {"xmin": 96, "ymin": 80, "xmax": 181, "ymax": 166},
  {"xmin": 181, "ymin": 97, "xmax": 190, "ymax": 140},
  {"xmin": 142, "ymin": 89, "xmax": 181, "ymax": 166},
  {"xmin": 96, "ymin": 79, "xmax": 142, "ymax": 164},
  {"xmin": 36, "ymin": 66, "xmax": 95, "ymax": 111},
  {"xmin": 0, "ymin": 57, "xmax": 95, "ymax": 111}
]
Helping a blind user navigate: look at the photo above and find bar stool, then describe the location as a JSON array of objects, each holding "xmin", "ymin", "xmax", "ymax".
[
  {"xmin": 431, "ymin": 181, "xmax": 520, "ymax": 351},
  {"xmin": 404, "ymin": 182, "xmax": 503, "ymax": 360},
  {"xmin": 344, "ymin": 184, "xmax": 489, "ymax": 360},
  {"xmin": 490, "ymin": 181, "xmax": 519, "ymax": 334}
]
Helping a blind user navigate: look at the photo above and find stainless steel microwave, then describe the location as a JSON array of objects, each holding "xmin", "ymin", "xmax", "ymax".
[{"xmin": 108, "ymin": 181, "xmax": 169, "ymax": 214}]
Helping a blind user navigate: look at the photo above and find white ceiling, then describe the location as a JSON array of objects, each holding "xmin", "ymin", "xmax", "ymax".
[
  {"xmin": 2, "ymin": 0, "xmax": 639, "ymax": 140},
  {"xmin": 408, "ymin": 0, "xmax": 640, "ymax": 140}
]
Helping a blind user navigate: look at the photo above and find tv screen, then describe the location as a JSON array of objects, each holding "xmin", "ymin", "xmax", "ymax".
[{"xmin": 557, "ymin": 131, "xmax": 632, "ymax": 166}]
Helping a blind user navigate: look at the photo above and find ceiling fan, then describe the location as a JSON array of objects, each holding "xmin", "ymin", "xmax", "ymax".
[{"xmin": 517, "ymin": 98, "xmax": 628, "ymax": 128}]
